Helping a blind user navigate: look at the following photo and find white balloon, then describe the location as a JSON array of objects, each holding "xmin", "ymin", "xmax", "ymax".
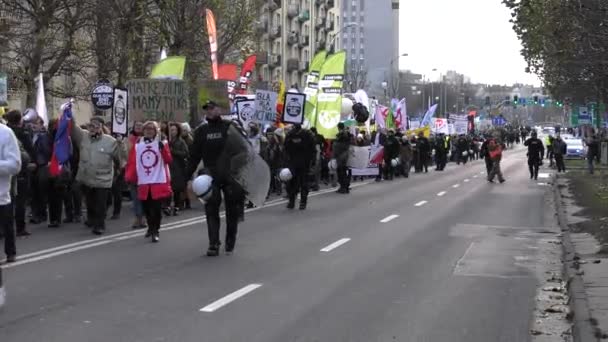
[
  {"xmin": 341, "ymin": 97, "xmax": 354, "ymax": 116},
  {"xmin": 279, "ymin": 168, "xmax": 292, "ymax": 182},
  {"xmin": 328, "ymin": 159, "xmax": 338, "ymax": 170},
  {"xmin": 192, "ymin": 175, "xmax": 213, "ymax": 200}
]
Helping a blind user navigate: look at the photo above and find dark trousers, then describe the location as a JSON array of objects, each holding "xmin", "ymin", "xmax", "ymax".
[
  {"xmin": 484, "ymin": 157, "xmax": 493, "ymax": 174},
  {"xmin": 0, "ymin": 203, "xmax": 16, "ymax": 257},
  {"xmin": 171, "ymin": 190, "xmax": 184, "ymax": 209},
  {"xmin": 287, "ymin": 168, "xmax": 309, "ymax": 203},
  {"xmin": 337, "ymin": 165, "xmax": 351, "ymax": 190},
  {"xmin": 14, "ymin": 176, "xmax": 29, "ymax": 232},
  {"xmin": 435, "ymin": 153, "xmax": 447, "ymax": 170},
  {"xmin": 528, "ymin": 159, "xmax": 540, "ymax": 179},
  {"xmin": 48, "ymin": 178, "xmax": 66, "ymax": 224},
  {"xmin": 205, "ymin": 184, "xmax": 242, "ymax": 248},
  {"xmin": 83, "ymin": 187, "xmax": 109, "ymax": 230},
  {"xmin": 31, "ymin": 166, "xmax": 49, "ymax": 221},
  {"xmin": 555, "ymin": 154, "xmax": 566, "ymax": 172},
  {"xmin": 64, "ymin": 181, "xmax": 82, "ymax": 220},
  {"xmin": 107, "ymin": 174, "xmax": 123, "ymax": 217},
  {"xmin": 383, "ymin": 159, "xmax": 394, "ymax": 180},
  {"xmin": 142, "ymin": 195, "xmax": 162, "ymax": 234},
  {"xmin": 417, "ymin": 155, "xmax": 429, "ymax": 173}
]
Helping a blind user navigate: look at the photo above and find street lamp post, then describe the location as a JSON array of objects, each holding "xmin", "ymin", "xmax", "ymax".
[
  {"xmin": 388, "ymin": 53, "xmax": 408, "ymax": 99},
  {"xmin": 328, "ymin": 22, "xmax": 358, "ymax": 53}
]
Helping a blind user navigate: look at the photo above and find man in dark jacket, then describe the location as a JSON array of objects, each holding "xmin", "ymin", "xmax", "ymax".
[
  {"xmin": 434, "ymin": 134, "xmax": 448, "ymax": 171},
  {"xmin": 284, "ymin": 125, "xmax": 315, "ymax": 209},
  {"xmin": 333, "ymin": 123, "xmax": 352, "ymax": 193},
  {"xmin": 416, "ymin": 132, "xmax": 431, "ymax": 173},
  {"xmin": 480, "ymin": 137, "xmax": 493, "ymax": 174},
  {"xmin": 524, "ymin": 131, "xmax": 544, "ymax": 180},
  {"xmin": 5, "ymin": 110, "xmax": 35, "ymax": 236},
  {"xmin": 552, "ymin": 135, "xmax": 567, "ymax": 173},
  {"xmin": 30, "ymin": 116, "xmax": 53, "ymax": 224},
  {"xmin": 456, "ymin": 134, "xmax": 469, "ymax": 165},
  {"xmin": 382, "ymin": 129, "xmax": 400, "ymax": 180}
]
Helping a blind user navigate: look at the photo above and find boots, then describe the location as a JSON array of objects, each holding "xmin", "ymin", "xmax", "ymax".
[
  {"xmin": 299, "ymin": 196, "xmax": 307, "ymax": 210},
  {"xmin": 287, "ymin": 196, "xmax": 296, "ymax": 209}
]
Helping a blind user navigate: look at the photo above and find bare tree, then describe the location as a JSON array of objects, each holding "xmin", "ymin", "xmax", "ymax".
[
  {"xmin": 0, "ymin": 0, "xmax": 91, "ymax": 105},
  {"xmin": 345, "ymin": 60, "xmax": 370, "ymax": 93}
]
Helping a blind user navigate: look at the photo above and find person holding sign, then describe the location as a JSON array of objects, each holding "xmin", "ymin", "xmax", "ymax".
[{"xmin": 125, "ymin": 121, "xmax": 173, "ymax": 243}]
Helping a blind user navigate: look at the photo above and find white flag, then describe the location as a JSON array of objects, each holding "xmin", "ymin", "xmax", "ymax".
[{"xmin": 35, "ymin": 73, "xmax": 48, "ymax": 127}]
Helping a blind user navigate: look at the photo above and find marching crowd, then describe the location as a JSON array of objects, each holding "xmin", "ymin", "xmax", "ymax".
[{"xmin": 0, "ymin": 101, "xmax": 605, "ymax": 260}]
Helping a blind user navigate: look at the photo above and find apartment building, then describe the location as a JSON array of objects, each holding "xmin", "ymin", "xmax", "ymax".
[
  {"xmin": 341, "ymin": 0, "xmax": 396, "ymax": 95},
  {"xmin": 256, "ymin": 0, "xmax": 342, "ymax": 89}
]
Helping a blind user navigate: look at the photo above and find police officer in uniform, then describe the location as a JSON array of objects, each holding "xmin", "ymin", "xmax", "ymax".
[
  {"xmin": 187, "ymin": 101, "xmax": 245, "ymax": 257},
  {"xmin": 434, "ymin": 133, "xmax": 448, "ymax": 171},
  {"xmin": 524, "ymin": 131, "xmax": 544, "ymax": 180},
  {"xmin": 284, "ymin": 124, "xmax": 316, "ymax": 210}
]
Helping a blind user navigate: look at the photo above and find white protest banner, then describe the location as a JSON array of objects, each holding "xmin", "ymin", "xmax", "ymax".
[
  {"xmin": 236, "ymin": 99, "xmax": 256, "ymax": 127},
  {"xmin": 432, "ymin": 118, "xmax": 449, "ymax": 134},
  {"xmin": 452, "ymin": 114, "xmax": 468, "ymax": 135},
  {"xmin": 347, "ymin": 146, "xmax": 371, "ymax": 169},
  {"xmin": 448, "ymin": 123, "xmax": 455, "ymax": 135},
  {"xmin": 409, "ymin": 120, "xmax": 421, "ymax": 130},
  {"xmin": 111, "ymin": 87, "xmax": 128, "ymax": 135},
  {"xmin": 254, "ymin": 90, "xmax": 278, "ymax": 124},
  {"xmin": 283, "ymin": 92, "xmax": 306, "ymax": 125},
  {"xmin": 351, "ymin": 145, "xmax": 381, "ymax": 176}
]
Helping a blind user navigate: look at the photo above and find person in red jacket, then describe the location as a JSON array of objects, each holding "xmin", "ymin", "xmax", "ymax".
[{"xmin": 125, "ymin": 121, "xmax": 172, "ymax": 242}]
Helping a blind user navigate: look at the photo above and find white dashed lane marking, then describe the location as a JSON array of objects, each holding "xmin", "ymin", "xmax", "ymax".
[
  {"xmin": 380, "ymin": 215, "xmax": 399, "ymax": 223},
  {"xmin": 320, "ymin": 238, "xmax": 351, "ymax": 252},
  {"xmin": 199, "ymin": 284, "xmax": 262, "ymax": 313},
  {"xmin": 415, "ymin": 201, "xmax": 428, "ymax": 207},
  {"xmin": 437, "ymin": 191, "xmax": 447, "ymax": 197},
  {"xmin": 453, "ymin": 184, "xmax": 460, "ymax": 188}
]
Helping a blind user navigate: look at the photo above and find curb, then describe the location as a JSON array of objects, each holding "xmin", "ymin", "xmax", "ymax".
[{"xmin": 553, "ymin": 174, "xmax": 598, "ymax": 342}]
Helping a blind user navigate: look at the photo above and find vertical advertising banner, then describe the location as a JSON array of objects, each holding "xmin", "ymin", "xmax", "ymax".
[
  {"xmin": 315, "ymin": 51, "xmax": 346, "ymax": 138},
  {"xmin": 303, "ymin": 51, "xmax": 328, "ymax": 128},
  {"xmin": 205, "ymin": 9, "xmax": 219, "ymax": 80}
]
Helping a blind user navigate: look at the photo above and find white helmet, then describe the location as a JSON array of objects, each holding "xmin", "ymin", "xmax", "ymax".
[
  {"xmin": 279, "ymin": 168, "xmax": 292, "ymax": 182},
  {"xmin": 328, "ymin": 159, "xmax": 338, "ymax": 171},
  {"xmin": 192, "ymin": 175, "xmax": 213, "ymax": 201},
  {"xmin": 391, "ymin": 158, "xmax": 400, "ymax": 167}
]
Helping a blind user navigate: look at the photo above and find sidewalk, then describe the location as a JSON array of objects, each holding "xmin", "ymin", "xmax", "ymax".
[{"xmin": 557, "ymin": 170, "xmax": 608, "ymax": 341}]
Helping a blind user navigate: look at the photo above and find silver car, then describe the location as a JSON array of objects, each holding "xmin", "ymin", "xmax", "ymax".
[{"xmin": 566, "ymin": 139, "xmax": 587, "ymax": 159}]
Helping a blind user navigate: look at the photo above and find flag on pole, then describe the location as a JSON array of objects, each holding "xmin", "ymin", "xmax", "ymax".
[
  {"xmin": 374, "ymin": 105, "xmax": 389, "ymax": 128},
  {"xmin": 49, "ymin": 101, "xmax": 73, "ymax": 177},
  {"xmin": 421, "ymin": 104, "xmax": 438, "ymax": 127},
  {"xmin": 150, "ymin": 56, "xmax": 187, "ymax": 80},
  {"xmin": 275, "ymin": 80, "xmax": 286, "ymax": 127},
  {"xmin": 395, "ymin": 98, "xmax": 407, "ymax": 130},
  {"xmin": 35, "ymin": 73, "xmax": 48, "ymax": 127}
]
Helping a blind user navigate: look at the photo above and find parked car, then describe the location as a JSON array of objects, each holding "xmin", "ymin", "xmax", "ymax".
[
  {"xmin": 0, "ymin": 267, "xmax": 5, "ymax": 308},
  {"xmin": 566, "ymin": 139, "xmax": 587, "ymax": 159}
]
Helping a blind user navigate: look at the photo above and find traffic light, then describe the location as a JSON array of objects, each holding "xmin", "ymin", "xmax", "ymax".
[
  {"xmin": 533, "ymin": 95, "xmax": 539, "ymax": 104},
  {"xmin": 485, "ymin": 96, "xmax": 490, "ymax": 106}
]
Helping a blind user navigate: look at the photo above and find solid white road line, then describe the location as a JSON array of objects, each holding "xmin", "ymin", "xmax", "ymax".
[
  {"xmin": 473, "ymin": 175, "xmax": 479, "ymax": 178},
  {"xmin": 320, "ymin": 238, "xmax": 351, "ymax": 252},
  {"xmin": 380, "ymin": 214, "xmax": 399, "ymax": 223},
  {"xmin": 538, "ymin": 173, "xmax": 551, "ymax": 179},
  {"xmin": 199, "ymin": 284, "xmax": 262, "ymax": 313},
  {"xmin": 437, "ymin": 191, "xmax": 447, "ymax": 197},
  {"xmin": 452, "ymin": 184, "xmax": 460, "ymax": 188},
  {"xmin": 2, "ymin": 182, "xmax": 372, "ymax": 268},
  {"xmin": 414, "ymin": 201, "xmax": 428, "ymax": 207},
  {"xmin": 464, "ymin": 179, "xmax": 470, "ymax": 183}
]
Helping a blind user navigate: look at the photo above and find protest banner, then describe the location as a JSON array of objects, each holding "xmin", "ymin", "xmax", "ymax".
[
  {"xmin": 254, "ymin": 90, "xmax": 278, "ymax": 124},
  {"xmin": 126, "ymin": 79, "xmax": 189, "ymax": 122}
]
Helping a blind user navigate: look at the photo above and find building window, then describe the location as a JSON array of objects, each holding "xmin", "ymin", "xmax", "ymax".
[
  {"xmin": 360, "ymin": 48, "xmax": 364, "ymax": 55},
  {"xmin": 360, "ymin": 0, "xmax": 365, "ymax": 10}
]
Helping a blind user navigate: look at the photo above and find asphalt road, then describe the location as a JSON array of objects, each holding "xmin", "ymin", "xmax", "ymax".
[{"xmin": 0, "ymin": 147, "xmax": 559, "ymax": 342}]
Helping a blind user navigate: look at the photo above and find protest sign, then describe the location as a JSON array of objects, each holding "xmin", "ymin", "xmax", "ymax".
[{"xmin": 126, "ymin": 79, "xmax": 189, "ymax": 122}]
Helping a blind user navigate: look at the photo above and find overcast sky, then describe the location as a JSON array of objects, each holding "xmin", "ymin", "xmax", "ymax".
[{"xmin": 398, "ymin": 0, "xmax": 541, "ymax": 86}]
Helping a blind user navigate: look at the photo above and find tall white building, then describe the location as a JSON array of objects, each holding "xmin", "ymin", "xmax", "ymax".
[
  {"xmin": 257, "ymin": 0, "xmax": 342, "ymax": 89},
  {"xmin": 341, "ymin": 0, "xmax": 396, "ymax": 95}
]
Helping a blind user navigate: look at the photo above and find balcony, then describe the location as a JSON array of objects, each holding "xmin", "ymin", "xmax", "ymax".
[
  {"xmin": 298, "ymin": 10, "xmax": 310, "ymax": 22},
  {"xmin": 271, "ymin": 25, "xmax": 282, "ymax": 38},
  {"xmin": 270, "ymin": 54, "xmax": 282, "ymax": 67},
  {"xmin": 315, "ymin": 17, "xmax": 326, "ymax": 29},
  {"xmin": 256, "ymin": 53, "xmax": 269, "ymax": 65},
  {"xmin": 326, "ymin": 0, "xmax": 335, "ymax": 8},
  {"xmin": 287, "ymin": 4, "xmax": 299, "ymax": 18},
  {"xmin": 300, "ymin": 61, "xmax": 310, "ymax": 72},
  {"xmin": 326, "ymin": 19, "xmax": 335, "ymax": 31},
  {"xmin": 287, "ymin": 32, "xmax": 299, "ymax": 46},
  {"xmin": 256, "ymin": 20, "xmax": 268, "ymax": 34},
  {"xmin": 271, "ymin": 0, "xmax": 281, "ymax": 10},
  {"xmin": 299, "ymin": 35, "xmax": 309, "ymax": 47},
  {"xmin": 287, "ymin": 58, "xmax": 300, "ymax": 72}
]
